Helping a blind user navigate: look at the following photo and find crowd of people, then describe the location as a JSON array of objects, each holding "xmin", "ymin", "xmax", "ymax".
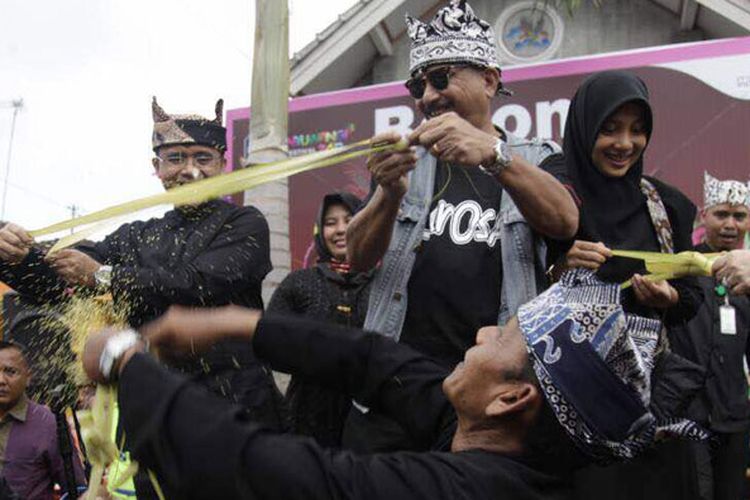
[{"xmin": 0, "ymin": 0, "xmax": 749, "ymax": 498}]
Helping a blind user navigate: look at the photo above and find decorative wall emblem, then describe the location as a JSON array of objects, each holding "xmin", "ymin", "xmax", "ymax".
[{"xmin": 495, "ymin": 1, "xmax": 564, "ymax": 64}]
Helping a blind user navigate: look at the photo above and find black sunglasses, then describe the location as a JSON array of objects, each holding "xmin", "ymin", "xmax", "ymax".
[{"xmin": 405, "ymin": 65, "xmax": 471, "ymax": 99}]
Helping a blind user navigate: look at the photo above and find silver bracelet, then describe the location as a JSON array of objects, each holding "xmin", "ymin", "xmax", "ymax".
[{"xmin": 99, "ymin": 329, "xmax": 141, "ymax": 382}]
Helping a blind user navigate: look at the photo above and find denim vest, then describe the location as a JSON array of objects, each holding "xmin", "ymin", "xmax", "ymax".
[{"xmin": 363, "ymin": 132, "xmax": 560, "ymax": 340}]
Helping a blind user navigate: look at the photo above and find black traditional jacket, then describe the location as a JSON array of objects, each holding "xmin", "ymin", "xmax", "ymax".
[
  {"xmin": 0, "ymin": 200, "xmax": 272, "ymax": 372},
  {"xmin": 119, "ymin": 315, "xmax": 573, "ymax": 500}
]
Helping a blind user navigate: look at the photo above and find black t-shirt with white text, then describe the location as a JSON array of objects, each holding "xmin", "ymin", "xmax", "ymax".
[{"xmin": 400, "ymin": 163, "xmax": 503, "ymax": 367}]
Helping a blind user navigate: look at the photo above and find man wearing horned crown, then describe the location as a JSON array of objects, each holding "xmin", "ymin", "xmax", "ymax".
[{"xmin": 0, "ymin": 98, "xmax": 285, "ymax": 496}]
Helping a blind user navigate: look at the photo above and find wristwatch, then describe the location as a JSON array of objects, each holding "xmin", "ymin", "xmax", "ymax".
[
  {"xmin": 479, "ymin": 138, "xmax": 513, "ymax": 177},
  {"xmin": 94, "ymin": 265, "xmax": 113, "ymax": 290},
  {"xmin": 99, "ymin": 329, "xmax": 142, "ymax": 382}
]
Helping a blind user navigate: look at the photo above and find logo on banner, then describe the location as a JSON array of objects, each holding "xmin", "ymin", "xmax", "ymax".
[{"xmin": 242, "ymin": 124, "xmax": 357, "ymax": 159}]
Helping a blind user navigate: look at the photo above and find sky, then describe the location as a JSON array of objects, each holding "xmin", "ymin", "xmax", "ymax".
[{"xmin": 0, "ymin": 0, "xmax": 359, "ymax": 237}]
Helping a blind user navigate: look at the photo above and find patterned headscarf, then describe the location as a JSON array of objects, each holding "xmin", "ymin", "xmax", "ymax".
[
  {"xmin": 151, "ymin": 97, "xmax": 227, "ymax": 152},
  {"xmin": 703, "ymin": 172, "xmax": 750, "ymax": 209},
  {"xmin": 405, "ymin": 0, "xmax": 509, "ymax": 95},
  {"xmin": 518, "ymin": 269, "xmax": 707, "ymax": 463}
]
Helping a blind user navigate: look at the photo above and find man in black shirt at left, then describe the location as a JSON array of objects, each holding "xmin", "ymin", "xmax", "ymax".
[
  {"xmin": 82, "ymin": 270, "xmax": 705, "ymax": 499},
  {"xmin": 0, "ymin": 98, "xmax": 284, "ymax": 495}
]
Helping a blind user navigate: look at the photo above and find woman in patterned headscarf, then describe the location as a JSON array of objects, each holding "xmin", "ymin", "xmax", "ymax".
[
  {"xmin": 267, "ymin": 192, "xmax": 374, "ymax": 447},
  {"xmin": 544, "ymin": 70, "xmax": 703, "ymax": 500}
]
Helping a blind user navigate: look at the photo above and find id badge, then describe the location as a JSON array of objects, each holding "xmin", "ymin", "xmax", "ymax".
[{"xmin": 720, "ymin": 305, "xmax": 737, "ymax": 335}]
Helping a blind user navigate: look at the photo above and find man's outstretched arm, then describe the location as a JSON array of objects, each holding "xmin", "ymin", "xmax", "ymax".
[
  {"xmin": 111, "ymin": 353, "xmax": 482, "ymax": 500},
  {"xmin": 137, "ymin": 306, "xmax": 455, "ymax": 448}
]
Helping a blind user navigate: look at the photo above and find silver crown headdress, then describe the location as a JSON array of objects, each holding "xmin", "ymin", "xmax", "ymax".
[
  {"xmin": 406, "ymin": 1, "xmax": 502, "ymax": 81},
  {"xmin": 703, "ymin": 172, "xmax": 750, "ymax": 209}
]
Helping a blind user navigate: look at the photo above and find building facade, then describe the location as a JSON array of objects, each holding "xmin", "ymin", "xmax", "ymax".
[{"xmin": 248, "ymin": 0, "xmax": 749, "ymax": 303}]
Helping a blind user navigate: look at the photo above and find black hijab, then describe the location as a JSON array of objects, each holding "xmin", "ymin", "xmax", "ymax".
[
  {"xmin": 314, "ymin": 192, "xmax": 362, "ymax": 263},
  {"xmin": 561, "ymin": 70, "xmax": 659, "ymax": 252}
]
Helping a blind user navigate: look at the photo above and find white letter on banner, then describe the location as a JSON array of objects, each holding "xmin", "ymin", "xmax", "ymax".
[
  {"xmin": 375, "ymin": 106, "xmax": 414, "ymax": 136},
  {"xmin": 493, "ymin": 104, "xmax": 532, "ymax": 139},
  {"xmin": 535, "ymin": 99, "xmax": 570, "ymax": 140}
]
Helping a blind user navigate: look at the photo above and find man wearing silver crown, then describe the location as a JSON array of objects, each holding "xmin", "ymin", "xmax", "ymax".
[
  {"xmin": 711, "ymin": 176, "xmax": 750, "ymax": 295},
  {"xmin": 669, "ymin": 172, "xmax": 750, "ymax": 500},
  {"xmin": 345, "ymin": 0, "xmax": 577, "ymax": 451}
]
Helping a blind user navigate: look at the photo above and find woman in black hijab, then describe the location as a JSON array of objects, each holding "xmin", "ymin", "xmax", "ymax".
[
  {"xmin": 546, "ymin": 70, "xmax": 701, "ymax": 323},
  {"xmin": 545, "ymin": 71, "xmax": 702, "ymax": 500},
  {"xmin": 268, "ymin": 191, "xmax": 374, "ymax": 447}
]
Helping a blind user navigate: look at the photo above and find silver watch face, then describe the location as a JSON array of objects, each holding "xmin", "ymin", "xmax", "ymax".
[
  {"xmin": 100, "ymin": 329, "xmax": 140, "ymax": 380},
  {"xmin": 495, "ymin": 140, "xmax": 512, "ymax": 167},
  {"xmin": 94, "ymin": 265, "xmax": 113, "ymax": 287}
]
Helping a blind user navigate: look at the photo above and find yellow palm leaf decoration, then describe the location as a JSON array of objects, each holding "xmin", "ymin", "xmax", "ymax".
[{"xmin": 611, "ymin": 250, "xmax": 721, "ymax": 288}]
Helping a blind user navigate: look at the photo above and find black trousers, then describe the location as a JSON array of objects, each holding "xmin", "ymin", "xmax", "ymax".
[
  {"xmin": 693, "ymin": 430, "xmax": 749, "ymax": 500},
  {"xmin": 134, "ymin": 363, "xmax": 286, "ymax": 499}
]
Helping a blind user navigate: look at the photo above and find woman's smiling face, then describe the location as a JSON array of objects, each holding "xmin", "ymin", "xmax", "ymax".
[
  {"xmin": 590, "ymin": 101, "xmax": 649, "ymax": 178},
  {"xmin": 322, "ymin": 203, "xmax": 352, "ymax": 261}
]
